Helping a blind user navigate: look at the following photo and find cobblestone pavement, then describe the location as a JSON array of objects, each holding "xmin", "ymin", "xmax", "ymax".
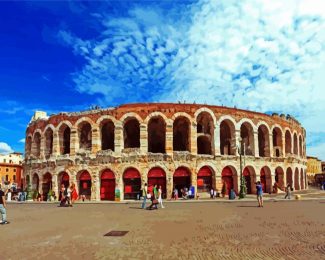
[{"xmin": 1, "ymin": 197, "xmax": 325, "ymax": 260}]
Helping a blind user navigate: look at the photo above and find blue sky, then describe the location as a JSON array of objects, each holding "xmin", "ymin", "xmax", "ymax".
[{"xmin": 0, "ymin": 0, "xmax": 324, "ymax": 160}]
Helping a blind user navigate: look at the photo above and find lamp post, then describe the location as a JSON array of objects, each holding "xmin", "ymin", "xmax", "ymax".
[{"xmin": 238, "ymin": 137, "xmax": 247, "ymax": 199}]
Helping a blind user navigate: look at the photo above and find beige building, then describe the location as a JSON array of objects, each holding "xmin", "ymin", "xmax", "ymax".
[
  {"xmin": 23, "ymin": 103, "xmax": 307, "ymax": 201},
  {"xmin": 306, "ymin": 156, "xmax": 322, "ymax": 184},
  {"xmin": 322, "ymin": 162, "xmax": 325, "ymax": 172},
  {"xmin": 0, "ymin": 152, "xmax": 24, "ymax": 188}
]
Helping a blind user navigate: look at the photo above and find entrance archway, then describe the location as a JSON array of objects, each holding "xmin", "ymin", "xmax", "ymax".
[
  {"xmin": 300, "ymin": 169, "xmax": 304, "ymax": 190},
  {"xmin": 148, "ymin": 167, "xmax": 166, "ymax": 199},
  {"xmin": 221, "ymin": 166, "xmax": 236, "ymax": 195},
  {"xmin": 59, "ymin": 172, "xmax": 70, "ymax": 188},
  {"xmin": 100, "ymin": 169, "xmax": 115, "ymax": 201},
  {"xmin": 243, "ymin": 166, "xmax": 256, "ymax": 194},
  {"xmin": 286, "ymin": 168, "xmax": 293, "ymax": 187},
  {"xmin": 260, "ymin": 167, "xmax": 271, "ymax": 193},
  {"xmin": 42, "ymin": 172, "xmax": 52, "ymax": 201},
  {"xmin": 275, "ymin": 167, "xmax": 285, "ymax": 189},
  {"xmin": 197, "ymin": 166, "xmax": 213, "ymax": 192},
  {"xmin": 32, "ymin": 173, "xmax": 39, "ymax": 191},
  {"xmin": 78, "ymin": 171, "xmax": 92, "ymax": 200},
  {"xmin": 123, "ymin": 168, "xmax": 141, "ymax": 200},
  {"xmin": 294, "ymin": 168, "xmax": 300, "ymax": 190},
  {"xmin": 173, "ymin": 167, "xmax": 191, "ymax": 196}
]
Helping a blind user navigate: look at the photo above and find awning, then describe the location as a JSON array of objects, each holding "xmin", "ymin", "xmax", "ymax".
[
  {"xmin": 80, "ymin": 171, "xmax": 91, "ymax": 181},
  {"xmin": 174, "ymin": 167, "xmax": 190, "ymax": 177},
  {"xmin": 101, "ymin": 170, "xmax": 115, "ymax": 180},
  {"xmin": 198, "ymin": 166, "xmax": 212, "ymax": 177},
  {"xmin": 123, "ymin": 168, "xmax": 140, "ymax": 179},
  {"xmin": 148, "ymin": 167, "xmax": 166, "ymax": 178}
]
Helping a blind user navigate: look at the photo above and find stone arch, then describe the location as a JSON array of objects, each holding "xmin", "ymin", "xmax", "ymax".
[
  {"xmin": 96, "ymin": 115, "xmax": 118, "ymax": 125},
  {"xmin": 77, "ymin": 170, "xmax": 92, "ymax": 200},
  {"xmin": 147, "ymin": 167, "xmax": 167, "ymax": 199},
  {"xmin": 58, "ymin": 123, "xmax": 71, "ymax": 155},
  {"xmin": 197, "ymin": 165, "xmax": 215, "ymax": 192},
  {"xmin": 78, "ymin": 121, "xmax": 92, "ymax": 151},
  {"xmin": 285, "ymin": 129, "xmax": 292, "ymax": 155},
  {"xmin": 260, "ymin": 166, "xmax": 272, "ymax": 193},
  {"xmin": 237, "ymin": 118, "xmax": 257, "ymax": 132},
  {"xmin": 294, "ymin": 168, "xmax": 300, "ymax": 190},
  {"xmin": 123, "ymin": 167, "xmax": 141, "ymax": 200},
  {"xmin": 243, "ymin": 165, "xmax": 257, "ymax": 194},
  {"xmin": 286, "ymin": 167, "xmax": 293, "ymax": 187},
  {"xmin": 293, "ymin": 132, "xmax": 298, "ymax": 155},
  {"xmin": 74, "ymin": 117, "xmax": 95, "ymax": 128},
  {"xmin": 42, "ymin": 172, "xmax": 52, "ymax": 201},
  {"xmin": 220, "ymin": 118, "xmax": 236, "ymax": 155},
  {"xmin": 171, "ymin": 112, "xmax": 192, "ymax": 122},
  {"xmin": 100, "ymin": 168, "xmax": 116, "ymax": 201},
  {"xmin": 123, "ymin": 117, "xmax": 140, "ymax": 149},
  {"xmin": 26, "ymin": 135, "xmax": 32, "ymax": 157},
  {"xmin": 44, "ymin": 127, "xmax": 54, "ymax": 158},
  {"xmin": 173, "ymin": 116, "xmax": 191, "ymax": 152},
  {"xmin": 257, "ymin": 124, "xmax": 270, "ymax": 157},
  {"xmin": 144, "ymin": 112, "xmax": 169, "ymax": 124},
  {"xmin": 32, "ymin": 173, "xmax": 40, "ymax": 191},
  {"xmin": 221, "ymin": 166, "xmax": 238, "ymax": 195},
  {"xmin": 272, "ymin": 126, "xmax": 283, "ymax": 157},
  {"xmin": 173, "ymin": 166, "xmax": 192, "ymax": 197},
  {"xmin": 196, "ymin": 111, "xmax": 214, "ymax": 155},
  {"xmin": 120, "ymin": 112, "xmax": 143, "ymax": 124},
  {"xmin": 240, "ymin": 121, "xmax": 255, "ymax": 156},
  {"xmin": 299, "ymin": 135, "xmax": 303, "ymax": 157},
  {"xmin": 100, "ymin": 119, "xmax": 115, "ymax": 151},
  {"xmin": 275, "ymin": 166, "xmax": 285, "ymax": 189},
  {"xmin": 32, "ymin": 131, "xmax": 42, "ymax": 157},
  {"xmin": 148, "ymin": 115, "xmax": 166, "ymax": 153}
]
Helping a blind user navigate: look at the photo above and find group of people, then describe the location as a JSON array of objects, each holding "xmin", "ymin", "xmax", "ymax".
[
  {"xmin": 141, "ymin": 183, "xmax": 165, "ymax": 210},
  {"xmin": 59, "ymin": 183, "xmax": 78, "ymax": 207}
]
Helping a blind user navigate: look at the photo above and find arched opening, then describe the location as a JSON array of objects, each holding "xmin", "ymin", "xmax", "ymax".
[
  {"xmin": 148, "ymin": 117, "xmax": 166, "ymax": 153},
  {"xmin": 275, "ymin": 167, "xmax": 285, "ymax": 189},
  {"xmin": 32, "ymin": 173, "xmax": 39, "ymax": 191},
  {"xmin": 148, "ymin": 167, "xmax": 166, "ymax": 199},
  {"xmin": 197, "ymin": 166, "xmax": 213, "ymax": 192},
  {"xmin": 101, "ymin": 120, "xmax": 115, "ymax": 151},
  {"xmin": 260, "ymin": 167, "xmax": 272, "ymax": 193},
  {"xmin": 272, "ymin": 127, "xmax": 283, "ymax": 157},
  {"xmin": 123, "ymin": 168, "xmax": 141, "ymax": 200},
  {"xmin": 299, "ymin": 136, "xmax": 302, "ymax": 157},
  {"xmin": 293, "ymin": 133, "xmax": 298, "ymax": 155},
  {"xmin": 173, "ymin": 167, "xmax": 191, "ymax": 196},
  {"xmin": 79, "ymin": 122, "xmax": 92, "ymax": 151},
  {"xmin": 124, "ymin": 118, "xmax": 140, "ymax": 149},
  {"xmin": 59, "ymin": 124, "xmax": 70, "ymax": 155},
  {"xmin": 258, "ymin": 125, "xmax": 270, "ymax": 157},
  {"xmin": 220, "ymin": 120, "xmax": 236, "ymax": 155},
  {"xmin": 240, "ymin": 122, "xmax": 254, "ymax": 156},
  {"xmin": 243, "ymin": 166, "xmax": 256, "ymax": 194},
  {"xmin": 197, "ymin": 112, "xmax": 214, "ymax": 155},
  {"xmin": 221, "ymin": 166, "xmax": 237, "ymax": 195},
  {"xmin": 285, "ymin": 130, "xmax": 292, "ymax": 155},
  {"xmin": 44, "ymin": 128, "xmax": 53, "ymax": 158},
  {"xmin": 173, "ymin": 117, "xmax": 190, "ymax": 152},
  {"xmin": 300, "ymin": 169, "xmax": 304, "ymax": 190},
  {"xmin": 286, "ymin": 168, "xmax": 293, "ymax": 187},
  {"xmin": 294, "ymin": 168, "xmax": 300, "ymax": 190},
  {"xmin": 42, "ymin": 172, "xmax": 52, "ymax": 201},
  {"xmin": 26, "ymin": 136, "xmax": 32, "ymax": 157},
  {"xmin": 197, "ymin": 136, "xmax": 212, "ymax": 155},
  {"xmin": 100, "ymin": 169, "xmax": 115, "ymax": 201},
  {"xmin": 58, "ymin": 172, "xmax": 70, "ymax": 189},
  {"xmin": 78, "ymin": 171, "xmax": 92, "ymax": 200},
  {"xmin": 33, "ymin": 132, "xmax": 41, "ymax": 157}
]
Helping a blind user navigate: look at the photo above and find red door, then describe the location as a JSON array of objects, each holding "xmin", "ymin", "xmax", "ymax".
[
  {"xmin": 222, "ymin": 167, "xmax": 233, "ymax": 195},
  {"xmin": 243, "ymin": 168, "xmax": 251, "ymax": 194},
  {"xmin": 101, "ymin": 170, "xmax": 115, "ymax": 201},
  {"xmin": 173, "ymin": 167, "xmax": 191, "ymax": 196},
  {"xmin": 123, "ymin": 168, "xmax": 141, "ymax": 200},
  {"xmin": 260, "ymin": 170, "xmax": 266, "ymax": 192},
  {"xmin": 148, "ymin": 167, "xmax": 166, "ymax": 198},
  {"xmin": 197, "ymin": 166, "xmax": 212, "ymax": 192}
]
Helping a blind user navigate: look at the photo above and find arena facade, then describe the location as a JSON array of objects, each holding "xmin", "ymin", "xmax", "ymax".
[{"xmin": 23, "ymin": 103, "xmax": 307, "ymax": 201}]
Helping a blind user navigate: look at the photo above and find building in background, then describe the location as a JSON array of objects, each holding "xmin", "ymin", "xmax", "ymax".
[
  {"xmin": 322, "ymin": 162, "xmax": 325, "ymax": 172},
  {"xmin": 0, "ymin": 152, "xmax": 24, "ymax": 189},
  {"xmin": 306, "ymin": 156, "xmax": 322, "ymax": 185}
]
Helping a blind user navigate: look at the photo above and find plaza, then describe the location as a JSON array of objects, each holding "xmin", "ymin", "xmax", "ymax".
[{"xmin": 1, "ymin": 194, "xmax": 324, "ymax": 260}]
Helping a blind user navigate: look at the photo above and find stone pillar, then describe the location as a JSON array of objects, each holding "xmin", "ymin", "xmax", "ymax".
[
  {"xmin": 191, "ymin": 169, "xmax": 197, "ymax": 197},
  {"xmin": 291, "ymin": 135, "xmax": 294, "ymax": 154},
  {"xmin": 52, "ymin": 131, "xmax": 60, "ymax": 156},
  {"xmin": 214, "ymin": 124, "xmax": 220, "ymax": 156},
  {"xmin": 215, "ymin": 175, "xmax": 223, "ymax": 192},
  {"xmin": 91, "ymin": 174, "xmax": 100, "ymax": 201},
  {"xmin": 92, "ymin": 126, "xmax": 101, "ymax": 154},
  {"xmin": 70, "ymin": 127, "xmax": 78, "ymax": 156},
  {"xmin": 165, "ymin": 123, "xmax": 173, "ymax": 155},
  {"xmin": 117, "ymin": 176, "xmax": 124, "ymax": 201},
  {"xmin": 254, "ymin": 131, "xmax": 259, "ymax": 157},
  {"xmin": 167, "ymin": 175, "xmax": 173, "ymax": 200},
  {"xmin": 40, "ymin": 136, "xmax": 45, "ymax": 160},
  {"xmin": 114, "ymin": 123, "xmax": 123, "ymax": 154},
  {"xmin": 140, "ymin": 123, "xmax": 148, "ymax": 153},
  {"xmin": 269, "ymin": 134, "xmax": 273, "ymax": 157},
  {"xmin": 235, "ymin": 130, "xmax": 241, "ymax": 156},
  {"xmin": 52, "ymin": 174, "xmax": 58, "ymax": 199},
  {"xmin": 190, "ymin": 122, "xmax": 197, "ymax": 154},
  {"xmin": 282, "ymin": 135, "xmax": 286, "ymax": 157}
]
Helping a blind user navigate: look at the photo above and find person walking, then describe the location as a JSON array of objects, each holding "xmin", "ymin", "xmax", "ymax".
[
  {"xmin": 153, "ymin": 184, "xmax": 159, "ymax": 209},
  {"xmin": 210, "ymin": 188, "xmax": 214, "ymax": 199},
  {"xmin": 256, "ymin": 181, "xmax": 263, "ymax": 207},
  {"xmin": 66, "ymin": 185, "xmax": 72, "ymax": 207},
  {"xmin": 284, "ymin": 184, "xmax": 291, "ymax": 199},
  {"xmin": 158, "ymin": 185, "xmax": 165, "ymax": 208},
  {"xmin": 0, "ymin": 184, "xmax": 9, "ymax": 224},
  {"xmin": 141, "ymin": 183, "xmax": 148, "ymax": 209},
  {"xmin": 71, "ymin": 183, "xmax": 78, "ymax": 205}
]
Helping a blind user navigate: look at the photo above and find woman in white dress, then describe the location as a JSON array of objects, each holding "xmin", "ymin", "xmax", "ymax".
[{"xmin": 158, "ymin": 185, "xmax": 165, "ymax": 208}]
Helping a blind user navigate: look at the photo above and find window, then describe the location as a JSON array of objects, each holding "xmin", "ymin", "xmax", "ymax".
[
  {"xmin": 9, "ymin": 160, "xmax": 13, "ymax": 164},
  {"xmin": 6, "ymin": 168, "xmax": 9, "ymax": 172},
  {"xmin": 13, "ymin": 175, "xmax": 16, "ymax": 181},
  {"xmin": 4, "ymin": 159, "xmax": 6, "ymax": 163},
  {"xmin": 14, "ymin": 169, "xmax": 16, "ymax": 172}
]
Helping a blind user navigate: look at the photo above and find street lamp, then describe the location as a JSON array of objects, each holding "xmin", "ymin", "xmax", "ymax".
[{"xmin": 238, "ymin": 137, "xmax": 247, "ymax": 199}]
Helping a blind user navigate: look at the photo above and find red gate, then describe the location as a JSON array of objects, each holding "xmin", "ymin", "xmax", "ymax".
[
  {"xmin": 123, "ymin": 168, "xmax": 141, "ymax": 200},
  {"xmin": 100, "ymin": 170, "xmax": 115, "ymax": 201},
  {"xmin": 197, "ymin": 166, "xmax": 212, "ymax": 192},
  {"xmin": 173, "ymin": 167, "xmax": 191, "ymax": 196},
  {"xmin": 148, "ymin": 167, "xmax": 166, "ymax": 199},
  {"xmin": 243, "ymin": 167, "xmax": 252, "ymax": 194},
  {"xmin": 221, "ymin": 167, "xmax": 233, "ymax": 195}
]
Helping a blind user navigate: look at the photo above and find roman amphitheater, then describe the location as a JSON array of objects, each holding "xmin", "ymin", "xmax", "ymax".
[{"xmin": 23, "ymin": 103, "xmax": 307, "ymax": 201}]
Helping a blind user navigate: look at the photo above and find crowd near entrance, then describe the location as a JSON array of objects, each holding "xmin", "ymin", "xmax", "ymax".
[
  {"xmin": 197, "ymin": 166, "xmax": 213, "ymax": 192},
  {"xmin": 173, "ymin": 167, "xmax": 191, "ymax": 196}
]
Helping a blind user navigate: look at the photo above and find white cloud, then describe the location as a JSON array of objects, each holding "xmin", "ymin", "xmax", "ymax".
[
  {"xmin": 0, "ymin": 142, "xmax": 13, "ymax": 154},
  {"xmin": 19, "ymin": 138, "xmax": 25, "ymax": 144}
]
